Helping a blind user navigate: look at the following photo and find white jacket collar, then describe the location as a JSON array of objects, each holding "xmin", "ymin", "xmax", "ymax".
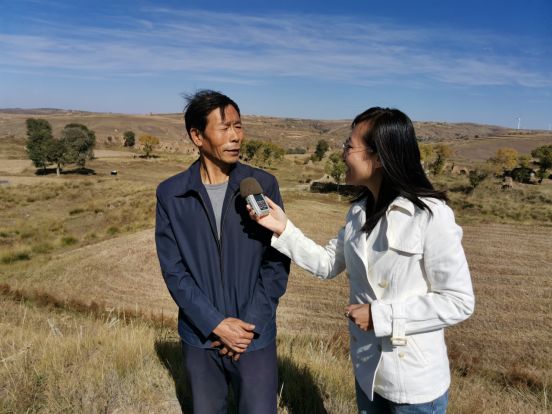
[
  {"xmin": 386, "ymin": 196, "xmax": 416, "ymax": 216},
  {"xmin": 385, "ymin": 197, "xmax": 423, "ymax": 254}
]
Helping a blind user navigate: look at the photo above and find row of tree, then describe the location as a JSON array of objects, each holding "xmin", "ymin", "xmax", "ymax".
[
  {"xmin": 319, "ymin": 142, "xmax": 455, "ymax": 185},
  {"xmin": 321, "ymin": 142, "xmax": 552, "ymax": 189},
  {"xmin": 26, "ymin": 119, "xmax": 96, "ymax": 175},
  {"xmin": 468, "ymin": 145, "xmax": 552, "ymax": 189},
  {"xmin": 241, "ymin": 140, "xmax": 285, "ymax": 166},
  {"xmin": 487, "ymin": 146, "xmax": 552, "ymax": 180},
  {"xmin": 115, "ymin": 130, "xmax": 160, "ymax": 158}
]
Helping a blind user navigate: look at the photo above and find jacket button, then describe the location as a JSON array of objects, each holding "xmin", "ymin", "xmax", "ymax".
[
  {"xmin": 398, "ymin": 352, "xmax": 405, "ymax": 359},
  {"xmin": 378, "ymin": 280, "xmax": 389, "ymax": 288}
]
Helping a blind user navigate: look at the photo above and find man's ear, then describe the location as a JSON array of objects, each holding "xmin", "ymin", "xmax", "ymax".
[{"xmin": 189, "ymin": 128, "xmax": 202, "ymax": 147}]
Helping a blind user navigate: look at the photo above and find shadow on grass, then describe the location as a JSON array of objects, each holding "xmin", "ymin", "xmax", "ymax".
[
  {"xmin": 155, "ymin": 339, "xmax": 327, "ymax": 413},
  {"xmin": 278, "ymin": 354, "xmax": 328, "ymax": 413},
  {"xmin": 449, "ymin": 184, "xmax": 473, "ymax": 194},
  {"xmin": 154, "ymin": 339, "xmax": 193, "ymax": 413},
  {"xmin": 35, "ymin": 167, "xmax": 96, "ymax": 175}
]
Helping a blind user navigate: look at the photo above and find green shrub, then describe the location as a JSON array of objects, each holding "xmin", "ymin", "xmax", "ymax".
[
  {"xmin": 85, "ymin": 233, "xmax": 97, "ymax": 240},
  {"xmin": 1, "ymin": 251, "xmax": 31, "ymax": 264},
  {"xmin": 32, "ymin": 242, "xmax": 54, "ymax": 254},
  {"xmin": 61, "ymin": 236, "xmax": 78, "ymax": 246},
  {"xmin": 107, "ymin": 226, "xmax": 120, "ymax": 235}
]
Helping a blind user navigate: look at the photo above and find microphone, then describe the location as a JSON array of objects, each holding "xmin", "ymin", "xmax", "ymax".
[{"xmin": 240, "ymin": 177, "xmax": 270, "ymax": 217}]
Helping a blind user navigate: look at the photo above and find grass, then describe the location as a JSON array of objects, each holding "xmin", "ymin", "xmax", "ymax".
[
  {"xmin": 1, "ymin": 141, "xmax": 552, "ymax": 412},
  {"xmin": 0, "ymin": 295, "xmax": 181, "ymax": 413},
  {"xmin": 1, "ymin": 251, "xmax": 31, "ymax": 264},
  {"xmin": 434, "ymin": 174, "xmax": 552, "ymax": 225},
  {"xmin": 5, "ymin": 183, "xmax": 549, "ymax": 412}
]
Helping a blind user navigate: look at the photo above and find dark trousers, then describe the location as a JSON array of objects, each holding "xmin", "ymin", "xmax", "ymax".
[{"xmin": 182, "ymin": 341, "xmax": 278, "ymax": 414}]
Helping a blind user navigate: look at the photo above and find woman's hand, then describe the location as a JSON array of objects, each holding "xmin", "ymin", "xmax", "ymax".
[
  {"xmin": 247, "ymin": 196, "xmax": 288, "ymax": 236},
  {"xmin": 345, "ymin": 304, "xmax": 373, "ymax": 331}
]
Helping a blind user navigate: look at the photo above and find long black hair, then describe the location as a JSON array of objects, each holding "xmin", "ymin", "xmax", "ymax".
[{"xmin": 352, "ymin": 107, "xmax": 447, "ymax": 233}]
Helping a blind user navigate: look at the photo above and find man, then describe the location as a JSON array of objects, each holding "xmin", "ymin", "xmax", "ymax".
[{"xmin": 155, "ymin": 90, "xmax": 290, "ymax": 413}]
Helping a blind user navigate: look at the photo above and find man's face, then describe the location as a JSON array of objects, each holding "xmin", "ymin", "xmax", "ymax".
[{"xmin": 192, "ymin": 105, "xmax": 243, "ymax": 166}]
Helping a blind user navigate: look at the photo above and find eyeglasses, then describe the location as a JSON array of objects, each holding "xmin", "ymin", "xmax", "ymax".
[{"xmin": 342, "ymin": 141, "xmax": 373, "ymax": 155}]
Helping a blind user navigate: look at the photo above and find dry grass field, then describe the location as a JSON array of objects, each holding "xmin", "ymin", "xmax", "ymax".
[
  {"xmin": 450, "ymin": 132, "xmax": 552, "ymax": 165},
  {"xmin": 1, "ymin": 113, "xmax": 552, "ymax": 413}
]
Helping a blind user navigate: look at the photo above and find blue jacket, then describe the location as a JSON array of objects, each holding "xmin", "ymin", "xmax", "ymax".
[{"xmin": 155, "ymin": 160, "xmax": 290, "ymax": 351}]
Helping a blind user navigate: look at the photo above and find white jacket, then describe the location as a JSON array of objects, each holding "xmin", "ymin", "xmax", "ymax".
[{"xmin": 272, "ymin": 196, "xmax": 474, "ymax": 404}]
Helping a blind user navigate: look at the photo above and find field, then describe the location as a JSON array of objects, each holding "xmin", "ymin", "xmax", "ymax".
[{"xmin": 1, "ymin": 112, "xmax": 552, "ymax": 413}]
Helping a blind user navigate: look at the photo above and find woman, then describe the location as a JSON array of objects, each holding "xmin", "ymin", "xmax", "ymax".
[{"xmin": 249, "ymin": 107, "xmax": 474, "ymax": 413}]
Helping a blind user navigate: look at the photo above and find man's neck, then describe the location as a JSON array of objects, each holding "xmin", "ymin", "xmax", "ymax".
[{"xmin": 199, "ymin": 156, "xmax": 233, "ymax": 185}]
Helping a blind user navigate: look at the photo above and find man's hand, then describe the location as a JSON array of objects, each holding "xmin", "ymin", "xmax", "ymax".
[
  {"xmin": 211, "ymin": 340, "xmax": 241, "ymax": 361},
  {"xmin": 212, "ymin": 318, "xmax": 255, "ymax": 353},
  {"xmin": 345, "ymin": 304, "xmax": 373, "ymax": 331}
]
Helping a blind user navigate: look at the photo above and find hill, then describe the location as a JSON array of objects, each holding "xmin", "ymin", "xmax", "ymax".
[{"xmin": 2, "ymin": 108, "xmax": 544, "ymax": 157}]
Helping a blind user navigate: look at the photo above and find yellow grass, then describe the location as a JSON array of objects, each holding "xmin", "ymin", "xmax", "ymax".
[
  {"xmin": 0, "ymin": 160, "xmax": 32, "ymax": 174},
  {"xmin": 0, "ymin": 296, "xmax": 181, "ymax": 413},
  {"xmin": 1, "ymin": 132, "xmax": 551, "ymax": 412},
  {"xmin": 2, "ymin": 187, "xmax": 551, "ymax": 412}
]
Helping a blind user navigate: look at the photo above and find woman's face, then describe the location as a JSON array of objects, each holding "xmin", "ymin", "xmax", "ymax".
[{"xmin": 343, "ymin": 122, "xmax": 382, "ymax": 187}]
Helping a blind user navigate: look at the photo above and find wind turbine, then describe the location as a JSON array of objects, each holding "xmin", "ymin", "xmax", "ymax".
[{"xmin": 516, "ymin": 116, "xmax": 521, "ymax": 130}]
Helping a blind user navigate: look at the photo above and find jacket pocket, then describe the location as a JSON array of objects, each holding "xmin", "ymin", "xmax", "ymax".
[{"xmin": 408, "ymin": 336, "xmax": 429, "ymax": 366}]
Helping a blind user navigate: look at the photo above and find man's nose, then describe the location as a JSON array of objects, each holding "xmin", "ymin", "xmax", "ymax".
[{"xmin": 229, "ymin": 126, "xmax": 241, "ymax": 141}]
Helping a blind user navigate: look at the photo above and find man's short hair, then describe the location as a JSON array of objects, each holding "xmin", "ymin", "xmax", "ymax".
[{"xmin": 184, "ymin": 90, "xmax": 241, "ymax": 137}]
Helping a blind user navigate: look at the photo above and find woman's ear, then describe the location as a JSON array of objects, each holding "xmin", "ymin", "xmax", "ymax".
[
  {"xmin": 374, "ymin": 154, "xmax": 383, "ymax": 169},
  {"xmin": 190, "ymin": 128, "xmax": 202, "ymax": 147}
]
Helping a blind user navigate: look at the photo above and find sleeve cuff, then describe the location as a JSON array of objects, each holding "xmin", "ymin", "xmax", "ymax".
[
  {"xmin": 371, "ymin": 300, "xmax": 392, "ymax": 337},
  {"xmin": 271, "ymin": 219, "xmax": 297, "ymax": 249},
  {"xmin": 201, "ymin": 312, "xmax": 226, "ymax": 339}
]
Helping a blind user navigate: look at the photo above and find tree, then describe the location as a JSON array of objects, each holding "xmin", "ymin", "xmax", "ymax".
[
  {"xmin": 531, "ymin": 145, "xmax": 552, "ymax": 183},
  {"xmin": 418, "ymin": 143, "xmax": 452, "ymax": 175},
  {"xmin": 487, "ymin": 147, "xmax": 519, "ymax": 175},
  {"xmin": 517, "ymin": 153, "xmax": 532, "ymax": 168},
  {"xmin": 468, "ymin": 169, "xmax": 488, "ymax": 192},
  {"xmin": 26, "ymin": 118, "xmax": 53, "ymax": 172},
  {"xmin": 46, "ymin": 139, "xmax": 66, "ymax": 176},
  {"xmin": 240, "ymin": 140, "xmax": 284, "ymax": 166},
  {"xmin": 419, "ymin": 143, "xmax": 436, "ymax": 170},
  {"xmin": 510, "ymin": 167, "xmax": 533, "ymax": 184},
  {"xmin": 312, "ymin": 139, "xmax": 330, "ymax": 162},
  {"xmin": 260, "ymin": 142, "xmax": 284, "ymax": 166},
  {"xmin": 430, "ymin": 144, "xmax": 453, "ymax": 175},
  {"xmin": 123, "ymin": 130, "xmax": 135, "ymax": 147},
  {"xmin": 325, "ymin": 152, "xmax": 346, "ymax": 184},
  {"xmin": 61, "ymin": 123, "xmax": 96, "ymax": 168},
  {"xmin": 139, "ymin": 134, "xmax": 160, "ymax": 158},
  {"xmin": 242, "ymin": 140, "xmax": 263, "ymax": 161}
]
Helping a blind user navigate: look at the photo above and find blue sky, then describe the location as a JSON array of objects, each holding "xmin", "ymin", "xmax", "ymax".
[{"xmin": 1, "ymin": 0, "xmax": 550, "ymax": 129}]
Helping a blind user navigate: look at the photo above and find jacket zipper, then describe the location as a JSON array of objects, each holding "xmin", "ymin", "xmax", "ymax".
[
  {"xmin": 197, "ymin": 189, "xmax": 239, "ymax": 312},
  {"xmin": 219, "ymin": 190, "xmax": 239, "ymax": 312}
]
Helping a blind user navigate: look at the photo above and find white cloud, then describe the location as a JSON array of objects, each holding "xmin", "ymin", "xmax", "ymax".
[{"xmin": 0, "ymin": 8, "xmax": 550, "ymax": 88}]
